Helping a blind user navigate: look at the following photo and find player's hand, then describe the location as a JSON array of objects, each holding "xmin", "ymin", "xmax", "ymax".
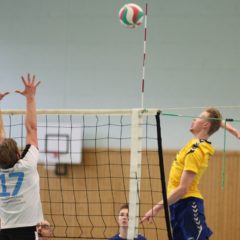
[
  {"xmin": 141, "ymin": 209, "xmax": 155, "ymax": 224},
  {"xmin": 15, "ymin": 73, "xmax": 40, "ymax": 97},
  {"xmin": 0, "ymin": 92, "xmax": 9, "ymax": 101},
  {"xmin": 140, "ymin": 204, "xmax": 162, "ymax": 224}
]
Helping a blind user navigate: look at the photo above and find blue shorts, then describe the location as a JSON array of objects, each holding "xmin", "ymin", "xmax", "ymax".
[{"xmin": 169, "ymin": 197, "xmax": 212, "ymax": 240}]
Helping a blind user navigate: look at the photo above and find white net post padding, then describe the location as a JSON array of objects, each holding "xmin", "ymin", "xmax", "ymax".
[{"xmin": 128, "ymin": 109, "xmax": 143, "ymax": 239}]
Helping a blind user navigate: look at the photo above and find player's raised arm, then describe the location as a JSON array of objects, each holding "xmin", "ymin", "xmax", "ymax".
[
  {"xmin": 0, "ymin": 92, "xmax": 10, "ymax": 143},
  {"xmin": 15, "ymin": 73, "xmax": 40, "ymax": 147},
  {"xmin": 221, "ymin": 120, "xmax": 240, "ymax": 139}
]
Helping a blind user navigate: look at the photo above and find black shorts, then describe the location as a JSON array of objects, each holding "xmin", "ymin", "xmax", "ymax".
[{"xmin": 0, "ymin": 226, "xmax": 37, "ymax": 240}]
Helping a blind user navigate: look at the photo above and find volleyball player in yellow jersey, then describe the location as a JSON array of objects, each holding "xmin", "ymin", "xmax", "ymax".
[{"xmin": 141, "ymin": 107, "xmax": 240, "ymax": 240}]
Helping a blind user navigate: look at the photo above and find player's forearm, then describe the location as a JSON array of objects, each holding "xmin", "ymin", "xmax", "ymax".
[
  {"xmin": 0, "ymin": 92, "xmax": 9, "ymax": 141},
  {"xmin": 0, "ymin": 108, "xmax": 5, "ymax": 142},
  {"xmin": 141, "ymin": 186, "xmax": 187, "ymax": 223},
  {"xmin": 25, "ymin": 96, "xmax": 37, "ymax": 132},
  {"xmin": 221, "ymin": 121, "xmax": 240, "ymax": 138},
  {"xmin": 153, "ymin": 186, "xmax": 187, "ymax": 214},
  {"xmin": 225, "ymin": 123, "xmax": 239, "ymax": 138},
  {"xmin": 166, "ymin": 187, "xmax": 187, "ymax": 206}
]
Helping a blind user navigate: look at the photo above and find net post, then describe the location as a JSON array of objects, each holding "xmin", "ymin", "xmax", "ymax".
[{"xmin": 127, "ymin": 109, "xmax": 143, "ymax": 240}]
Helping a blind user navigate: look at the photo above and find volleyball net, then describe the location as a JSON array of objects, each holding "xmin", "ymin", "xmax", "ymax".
[{"xmin": 2, "ymin": 108, "xmax": 172, "ymax": 240}]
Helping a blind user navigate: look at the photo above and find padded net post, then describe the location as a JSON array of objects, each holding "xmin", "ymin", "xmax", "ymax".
[{"xmin": 128, "ymin": 109, "xmax": 143, "ymax": 239}]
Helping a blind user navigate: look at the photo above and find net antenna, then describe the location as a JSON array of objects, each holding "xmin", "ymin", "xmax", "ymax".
[{"xmin": 141, "ymin": 3, "xmax": 148, "ymax": 109}]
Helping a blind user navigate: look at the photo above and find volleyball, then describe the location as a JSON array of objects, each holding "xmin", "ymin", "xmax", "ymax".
[{"xmin": 119, "ymin": 3, "xmax": 144, "ymax": 28}]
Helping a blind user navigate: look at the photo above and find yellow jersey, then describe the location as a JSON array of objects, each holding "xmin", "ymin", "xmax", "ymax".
[{"xmin": 167, "ymin": 139, "xmax": 215, "ymax": 199}]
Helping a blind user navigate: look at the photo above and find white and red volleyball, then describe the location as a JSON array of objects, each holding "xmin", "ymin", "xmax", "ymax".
[{"xmin": 119, "ymin": 3, "xmax": 144, "ymax": 28}]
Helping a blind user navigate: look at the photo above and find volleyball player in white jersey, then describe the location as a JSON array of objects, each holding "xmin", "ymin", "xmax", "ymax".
[{"xmin": 0, "ymin": 74, "xmax": 43, "ymax": 240}]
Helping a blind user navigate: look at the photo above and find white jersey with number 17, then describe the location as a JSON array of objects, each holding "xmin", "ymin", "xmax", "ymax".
[{"xmin": 0, "ymin": 144, "xmax": 43, "ymax": 229}]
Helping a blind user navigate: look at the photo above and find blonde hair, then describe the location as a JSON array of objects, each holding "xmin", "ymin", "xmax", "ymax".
[{"xmin": 206, "ymin": 107, "xmax": 222, "ymax": 136}]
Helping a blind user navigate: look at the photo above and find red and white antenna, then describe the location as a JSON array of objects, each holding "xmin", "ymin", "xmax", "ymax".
[{"xmin": 141, "ymin": 3, "xmax": 148, "ymax": 109}]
